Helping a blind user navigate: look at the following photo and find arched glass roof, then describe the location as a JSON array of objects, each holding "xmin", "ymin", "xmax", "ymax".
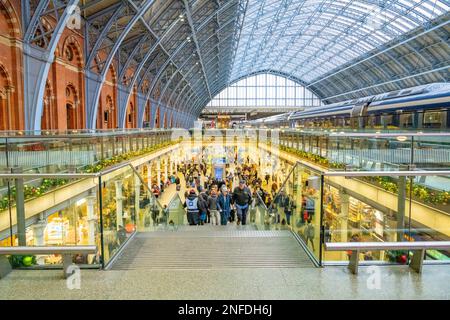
[
  {"xmin": 33, "ymin": 0, "xmax": 449, "ymax": 127},
  {"xmin": 230, "ymin": 0, "xmax": 450, "ymax": 84}
]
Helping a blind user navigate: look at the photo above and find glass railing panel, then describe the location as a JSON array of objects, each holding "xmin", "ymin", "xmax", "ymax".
[
  {"xmin": 327, "ymin": 135, "xmax": 410, "ymax": 171},
  {"xmin": 405, "ymin": 174, "xmax": 450, "ymax": 262},
  {"xmin": 167, "ymin": 194, "xmax": 187, "ymax": 228},
  {"xmin": 136, "ymin": 187, "xmax": 164, "ymax": 231},
  {"xmin": 251, "ymin": 188, "xmax": 269, "ymax": 230},
  {"xmin": 0, "ymin": 175, "xmax": 101, "ymax": 268},
  {"xmin": 321, "ymin": 172, "xmax": 450, "ymax": 264},
  {"xmin": 287, "ymin": 164, "xmax": 323, "ymax": 261},
  {"xmin": 412, "ymin": 134, "xmax": 450, "ymax": 171},
  {"xmin": 99, "ymin": 166, "xmax": 138, "ymax": 265}
]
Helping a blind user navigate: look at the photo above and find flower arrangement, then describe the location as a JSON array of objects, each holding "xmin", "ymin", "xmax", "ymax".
[{"xmin": 279, "ymin": 145, "xmax": 345, "ymax": 169}]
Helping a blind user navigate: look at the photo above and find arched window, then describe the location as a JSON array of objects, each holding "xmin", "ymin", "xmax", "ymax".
[
  {"xmin": 205, "ymin": 73, "xmax": 322, "ymax": 112},
  {"xmin": 65, "ymin": 85, "xmax": 79, "ymax": 130},
  {"xmin": 41, "ymin": 82, "xmax": 56, "ymax": 130},
  {"xmin": 65, "ymin": 46, "xmax": 74, "ymax": 62}
]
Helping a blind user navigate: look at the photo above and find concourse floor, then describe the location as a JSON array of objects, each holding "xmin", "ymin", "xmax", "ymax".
[
  {"xmin": 0, "ymin": 263, "xmax": 448, "ymax": 300},
  {"xmin": 0, "ymin": 225, "xmax": 449, "ymax": 300}
]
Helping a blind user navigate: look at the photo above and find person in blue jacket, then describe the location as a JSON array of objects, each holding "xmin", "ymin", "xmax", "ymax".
[{"xmin": 217, "ymin": 186, "xmax": 232, "ymax": 225}]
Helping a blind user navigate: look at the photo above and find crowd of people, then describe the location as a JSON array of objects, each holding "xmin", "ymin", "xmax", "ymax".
[{"xmin": 177, "ymin": 159, "xmax": 304, "ymax": 228}]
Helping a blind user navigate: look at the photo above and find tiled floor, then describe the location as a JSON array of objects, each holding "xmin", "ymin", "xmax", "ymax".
[{"xmin": 0, "ymin": 264, "xmax": 448, "ymax": 300}]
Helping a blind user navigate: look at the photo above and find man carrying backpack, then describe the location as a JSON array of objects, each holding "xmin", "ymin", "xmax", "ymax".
[{"xmin": 184, "ymin": 189, "xmax": 200, "ymax": 225}]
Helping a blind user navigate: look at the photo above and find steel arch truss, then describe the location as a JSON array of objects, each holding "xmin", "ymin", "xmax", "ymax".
[
  {"xmin": 24, "ymin": 0, "xmax": 450, "ymax": 129},
  {"xmin": 22, "ymin": 0, "xmax": 81, "ymax": 131}
]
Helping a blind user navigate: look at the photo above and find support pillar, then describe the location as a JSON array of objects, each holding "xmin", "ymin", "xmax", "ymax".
[
  {"xmin": 13, "ymin": 168, "xmax": 26, "ymax": 246},
  {"xmin": 339, "ymin": 190, "xmax": 350, "ymax": 260},
  {"xmin": 117, "ymin": 84, "xmax": 132, "ymax": 129},
  {"xmin": 157, "ymin": 159, "xmax": 161, "ymax": 187},
  {"xmin": 134, "ymin": 174, "xmax": 141, "ymax": 224},
  {"xmin": 115, "ymin": 181, "xmax": 124, "ymax": 228},
  {"xmin": 164, "ymin": 157, "xmax": 168, "ymax": 182},
  {"xmin": 86, "ymin": 195, "xmax": 97, "ymax": 246},
  {"xmin": 397, "ymin": 176, "xmax": 406, "ymax": 242},
  {"xmin": 23, "ymin": 1, "xmax": 79, "ymax": 131},
  {"xmin": 146, "ymin": 163, "xmax": 152, "ymax": 189}
]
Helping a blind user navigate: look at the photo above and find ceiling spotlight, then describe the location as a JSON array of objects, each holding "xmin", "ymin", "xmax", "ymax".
[{"xmin": 187, "ymin": 36, "xmax": 191, "ymax": 42}]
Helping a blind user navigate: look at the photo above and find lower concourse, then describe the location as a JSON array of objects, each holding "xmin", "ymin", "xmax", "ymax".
[{"xmin": 0, "ymin": 0, "xmax": 449, "ymax": 301}]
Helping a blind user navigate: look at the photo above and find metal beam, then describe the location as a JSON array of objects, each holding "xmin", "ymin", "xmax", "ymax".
[{"xmin": 182, "ymin": 0, "xmax": 212, "ymax": 100}]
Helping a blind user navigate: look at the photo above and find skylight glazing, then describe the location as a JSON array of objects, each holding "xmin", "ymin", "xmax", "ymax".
[
  {"xmin": 205, "ymin": 73, "xmax": 322, "ymax": 110},
  {"xmin": 230, "ymin": 0, "xmax": 450, "ymax": 84}
]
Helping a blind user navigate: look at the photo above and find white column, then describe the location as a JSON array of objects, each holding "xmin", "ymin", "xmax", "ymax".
[
  {"xmin": 170, "ymin": 157, "xmax": 173, "ymax": 176},
  {"xmin": 157, "ymin": 158, "xmax": 161, "ymax": 187},
  {"xmin": 164, "ymin": 157, "xmax": 168, "ymax": 182},
  {"xmin": 146, "ymin": 163, "xmax": 152, "ymax": 189},
  {"xmin": 339, "ymin": 190, "xmax": 350, "ymax": 260},
  {"xmin": 86, "ymin": 195, "xmax": 97, "ymax": 245},
  {"xmin": 135, "ymin": 174, "xmax": 141, "ymax": 224},
  {"xmin": 115, "ymin": 181, "xmax": 124, "ymax": 228}
]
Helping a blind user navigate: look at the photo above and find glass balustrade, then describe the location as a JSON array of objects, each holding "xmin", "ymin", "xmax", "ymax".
[
  {"xmin": 0, "ymin": 129, "xmax": 448, "ymax": 271},
  {"xmin": 258, "ymin": 157, "xmax": 450, "ymax": 265}
]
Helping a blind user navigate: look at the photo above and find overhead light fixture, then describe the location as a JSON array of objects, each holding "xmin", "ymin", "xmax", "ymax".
[{"xmin": 396, "ymin": 136, "xmax": 408, "ymax": 142}]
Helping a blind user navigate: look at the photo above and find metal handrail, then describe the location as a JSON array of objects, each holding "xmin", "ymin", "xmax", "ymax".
[
  {"xmin": 254, "ymin": 189, "xmax": 268, "ymax": 211},
  {"xmin": 324, "ymin": 241, "xmax": 450, "ymax": 251},
  {"xmin": 266, "ymin": 162, "xmax": 298, "ymax": 216},
  {"xmin": 0, "ymin": 161, "xmax": 131, "ymax": 179},
  {"xmin": 276, "ymin": 129, "xmax": 450, "ymax": 137},
  {"xmin": 0, "ymin": 245, "xmax": 97, "ymax": 255},
  {"xmin": 323, "ymin": 170, "xmax": 450, "ymax": 177},
  {"xmin": 0, "ymin": 129, "xmax": 172, "ymax": 139}
]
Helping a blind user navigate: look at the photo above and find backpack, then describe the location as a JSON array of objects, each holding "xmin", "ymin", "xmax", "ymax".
[{"xmin": 186, "ymin": 197, "xmax": 198, "ymax": 211}]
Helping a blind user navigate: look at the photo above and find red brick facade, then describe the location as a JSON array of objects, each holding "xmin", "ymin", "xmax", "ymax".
[{"xmin": 0, "ymin": 0, "xmax": 159, "ymax": 131}]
